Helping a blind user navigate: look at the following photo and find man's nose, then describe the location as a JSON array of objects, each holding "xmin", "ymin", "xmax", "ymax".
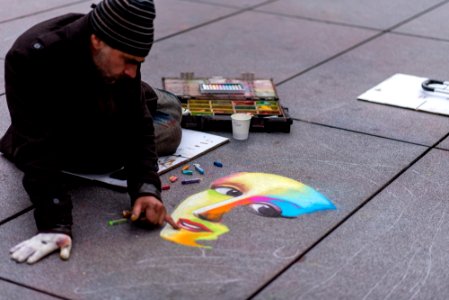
[{"xmin": 123, "ymin": 64, "xmax": 138, "ymax": 78}]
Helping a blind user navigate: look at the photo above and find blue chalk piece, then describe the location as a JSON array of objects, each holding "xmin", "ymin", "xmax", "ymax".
[
  {"xmin": 193, "ymin": 164, "xmax": 205, "ymax": 174},
  {"xmin": 182, "ymin": 170, "xmax": 193, "ymax": 175},
  {"xmin": 213, "ymin": 161, "xmax": 223, "ymax": 167},
  {"xmin": 182, "ymin": 178, "xmax": 201, "ymax": 185}
]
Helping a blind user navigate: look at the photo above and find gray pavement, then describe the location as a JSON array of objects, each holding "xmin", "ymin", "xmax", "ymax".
[{"xmin": 1, "ymin": 0, "xmax": 449, "ymax": 299}]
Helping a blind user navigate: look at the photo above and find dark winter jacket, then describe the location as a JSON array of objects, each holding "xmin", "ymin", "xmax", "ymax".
[{"xmin": 0, "ymin": 13, "xmax": 161, "ymax": 235}]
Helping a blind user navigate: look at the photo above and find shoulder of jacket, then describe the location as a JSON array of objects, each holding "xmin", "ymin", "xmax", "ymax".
[
  {"xmin": 36, "ymin": 13, "xmax": 86, "ymax": 49},
  {"xmin": 12, "ymin": 13, "xmax": 86, "ymax": 55}
]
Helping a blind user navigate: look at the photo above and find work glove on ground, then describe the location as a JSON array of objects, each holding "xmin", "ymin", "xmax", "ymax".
[{"xmin": 10, "ymin": 233, "xmax": 72, "ymax": 264}]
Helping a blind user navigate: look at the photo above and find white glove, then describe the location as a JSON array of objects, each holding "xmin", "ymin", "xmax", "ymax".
[{"xmin": 10, "ymin": 233, "xmax": 72, "ymax": 264}]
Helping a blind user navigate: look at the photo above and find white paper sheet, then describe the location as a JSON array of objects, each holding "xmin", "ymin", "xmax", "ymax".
[
  {"xmin": 357, "ymin": 73, "xmax": 449, "ymax": 115},
  {"xmin": 64, "ymin": 129, "xmax": 229, "ymax": 188}
]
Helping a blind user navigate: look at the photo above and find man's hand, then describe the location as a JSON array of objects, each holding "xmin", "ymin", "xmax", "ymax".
[
  {"xmin": 10, "ymin": 233, "xmax": 72, "ymax": 264},
  {"xmin": 132, "ymin": 196, "xmax": 179, "ymax": 229}
]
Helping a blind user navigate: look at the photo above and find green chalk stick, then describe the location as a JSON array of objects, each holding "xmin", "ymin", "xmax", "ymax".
[{"xmin": 108, "ymin": 218, "xmax": 128, "ymax": 226}]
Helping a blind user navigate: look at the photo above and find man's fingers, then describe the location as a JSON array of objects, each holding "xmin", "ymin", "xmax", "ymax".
[
  {"xmin": 145, "ymin": 206, "xmax": 159, "ymax": 224},
  {"xmin": 133, "ymin": 196, "xmax": 176, "ymax": 227},
  {"xmin": 10, "ymin": 233, "xmax": 72, "ymax": 264},
  {"xmin": 165, "ymin": 215, "xmax": 180, "ymax": 230},
  {"xmin": 60, "ymin": 244, "xmax": 71, "ymax": 260},
  {"xmin": 157, "ymin": 207, "xmax": 166, "ymax": 226},
  {"xmin": 145, "ymin": 202, "xmax": 163, "ymax": 225},
  {"xmin": 11, "ymin": 246, "xmax": 35, "ymax": 263},
  {"xmin": 57, "ymin": 236, "xmax": 72, "ymax": 260},
  {"xmin": 26, "ymin": 246, "xmax": 57, "ymax": 264},
  {"xmin": 10, "ymin": 241, "xmax": 27, "ymax": 253},
  {"xmin": 131, "ymin": 202, "xmax": 143, "ymax": 221}
]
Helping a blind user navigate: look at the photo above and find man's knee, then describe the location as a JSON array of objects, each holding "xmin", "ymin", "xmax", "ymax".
[{"xmin": 152, "ymin": 88, "xmax": 182, "ymax": 156}]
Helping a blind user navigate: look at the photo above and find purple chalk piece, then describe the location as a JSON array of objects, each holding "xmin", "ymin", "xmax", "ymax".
[{"xmin": 182, "ymin": 178, "xmax": 201, "ymax": 185}]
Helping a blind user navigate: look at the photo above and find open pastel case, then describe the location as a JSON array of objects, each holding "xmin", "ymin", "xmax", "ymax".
[{"xmin": 162, "ymin": 73, "xmax": 292, "ymax": 133}]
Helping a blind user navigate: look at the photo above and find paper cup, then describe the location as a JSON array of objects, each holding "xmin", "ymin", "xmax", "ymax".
[{"xmin": 231, "ymin": 113, "xmax": 252, "ymax": 140}]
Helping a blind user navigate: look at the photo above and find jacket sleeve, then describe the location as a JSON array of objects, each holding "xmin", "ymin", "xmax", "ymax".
[
  {"xmin": 3, "ymin": 46, "xmax": 73, "ymax": 235},
  {"xmin": 125, "ymin": 80, "xmax": 162, "ymax": 204}
]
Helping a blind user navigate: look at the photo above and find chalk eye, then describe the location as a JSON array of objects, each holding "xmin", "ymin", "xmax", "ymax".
[
  {"xmin": 249, "ymin": 202, "xmax": 282, "ymax": 217},
  {"xmin": 214, "ymin": 187, "xmax": 242, "ymax": 197}
]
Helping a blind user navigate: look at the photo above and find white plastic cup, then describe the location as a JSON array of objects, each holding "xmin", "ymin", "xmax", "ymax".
[{"xmin": 231, "ymin": 113, "xmax": 252, "ymax": 140}]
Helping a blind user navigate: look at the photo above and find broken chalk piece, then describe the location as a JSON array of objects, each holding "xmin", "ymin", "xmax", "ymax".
[
  {"xmin": 162, "ymin": 184, "xmax": 170, "ymax": 190},
  {"xmin": 182, "ymin": 178, "xmax": 201, "ymax": 185},
  {"xmin": 122, "ymin": 210, "xmax": 132, "ymax": 218},
  {"xmin": 213, "ymin": 161, "xmax": 223, "ymax": 167},
  {"xmin": 182, "ymin": 170, "xmax": 193, "ymax": 175},
  {"xmin": 182, "ymin": 165, "xmax": 190, "ymax": 171},
  {"xmin": 169, "ymin": 175, "xmax": 178, "ymax": 183},
  {"xmin": 108, "ymin": 218, "xmax": 128, "ymax": 226},
  {"xmin": 193, "ymin": 163, "xmax": 205, "ymax": 175}
]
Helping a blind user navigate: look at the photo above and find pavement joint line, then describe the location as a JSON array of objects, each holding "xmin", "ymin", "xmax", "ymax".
[
  {"xmin": 0, "ymin": 0, "xmax": 92, "ymax": 25},
  {"xmin": 275, "ymin": 31, "xmax": 385, "ymax": 87},
  {"xmin": 248, "ymin": 129, "xmax": 449, "ymax": 300},
  {"xmin": 291, "ymin": 118, "xmax": 433, "ymax": 148},
  {"xmin": 154, "ymin": 0, "xmax": 279, "ymax": 43},
  {"xmin": 0, "ymin": 276, "xmax": 70, "ymax": 300},
  {"xmin": 274, "ymin": 0, "xmax": 449, "ymax": 87},
  {"xmin": 0, "ymin": 206, "xmax": 33, "ymax": 227},
  {"xmin": 389, "ymin": 31, "xmax": 449, "ymax": 44},
  {"xmin": 381, "ymin": 0, "xmax": 449, "ymax": 33},
  {"xmin": 267, "ymin": 0, "xmax": 449, "ymax": 36},
  {"xmin": 435, "ymin": 146, "xmax": 449, "ymax": 152},
  {"xmin": 251, "ymin": 9, "xmax": 382, "ymax": 32},
  {"xmin": 176, "ymin": 0, "xmax": 272, "ymax": 10}
]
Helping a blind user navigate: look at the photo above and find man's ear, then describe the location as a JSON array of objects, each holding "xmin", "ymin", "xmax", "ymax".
[{"xmin": 90, "ymin": 34, "xmax": 104, "ymax": 50}]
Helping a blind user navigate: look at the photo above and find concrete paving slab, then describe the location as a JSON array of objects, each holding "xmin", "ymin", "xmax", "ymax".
[
  {"xmin": 0, "ymin": 280, "xmax": 60, "ymax": 300},
  {"xmin": 0, "ymin": 122, "xmax": 426, "ymax": 299},
  {"xmin": 394, "ymin": 2, "xmax": 449, "ymax": 41},
  {"xmin": 0, "ymin": 156, "xmax": 30, "ymax": 222},
  {"xmin": 0, "ymin": 0, "xmax": 90, "ymax": 23},
  {"xmin": 0, "ymin": 95, "xmax": 29, "ymax": 221},
  {"xmin": 179, "ymin": 0, "xmax": 270, "ymax": 8},
  {"xmin": 436, "ymin": 137, "xmax": 449, "ymax": 150},
  {"xmin": 154, "ymin": 0, "xmax": 236, "ymax": 39},
  {"xmin": 255, "ymin": 0, "xmax": 444, "ymax": 30},
  {"xmin": 257, "ymin": 149, "xmax": 449, "ymax": 300},
  {"xmin": 0, "ymin": 59, "xmax": 3, "ymax": 94},
  {"xmin": 141, "ymin": 10, "xmax": 376, "ymax": 88},
  {"xmin": 0, "ymin": 95, "xmax": 8, "ymax": 134},
  {"xmin": 277, "ymin": 33, "xmax": 449, "ymax": 146}
]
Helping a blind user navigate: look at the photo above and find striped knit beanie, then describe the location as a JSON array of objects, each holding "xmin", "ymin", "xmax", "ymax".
[{"xmin": 89, "ymin": 0, "xmax": 156, "ymax": 57}]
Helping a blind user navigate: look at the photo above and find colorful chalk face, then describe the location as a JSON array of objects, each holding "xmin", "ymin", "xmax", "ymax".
[{"xmin": 160, "ymin": 172, "xmax": 335, "ymax": 248}]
